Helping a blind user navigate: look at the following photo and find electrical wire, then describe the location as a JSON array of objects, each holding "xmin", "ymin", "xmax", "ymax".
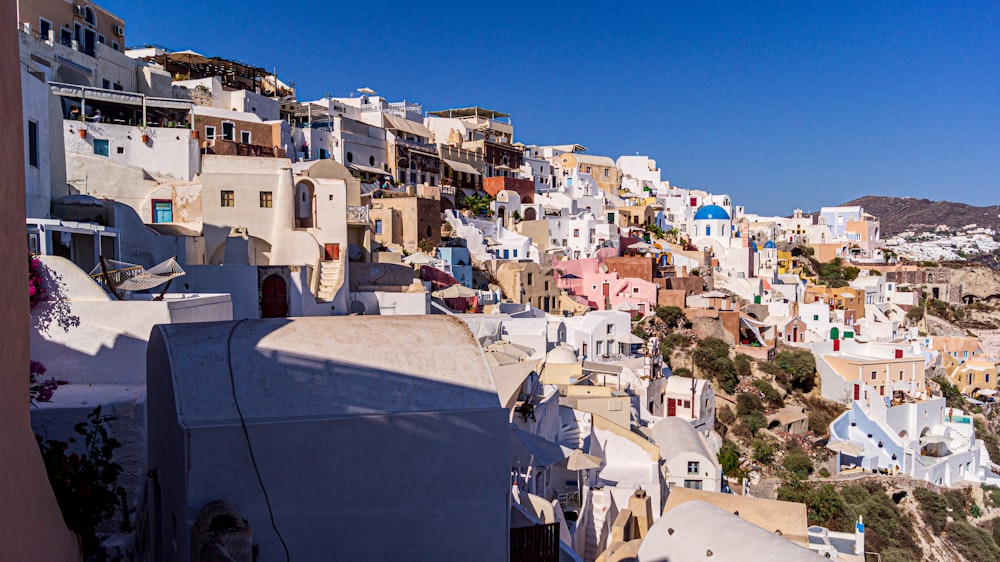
[{"xmin": 225, "ymin": 319, "xmax": 291, "ymax": 561}]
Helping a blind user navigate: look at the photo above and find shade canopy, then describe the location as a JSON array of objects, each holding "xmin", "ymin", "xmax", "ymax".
[
  {"xmin": 615, "ymin": 332, "xmax": 646, "ymax": 345},
  {"xmin": 433, "ymin": 284, "xmax": 477, "ymax": 299},
  {"xmin": 442, "ymin": 158, "xmax": 481, "ymax": 176},
  {"xmin": 510, "ymin": 428, "xmax": 567, "ymax": 467},
  {"xmin": 920, "ymin": 435, "xmax": 950, "ymax": 445},
  {"xmin": 402, "ymin": 253, "xmax": 442, "ymax": 265},
  {"xmin": 565, "ymin": 449, "xmax": 602, "ymax": 471},
  {"xmin": 977, "ymin": 389, "xmax": 997, "ymax": 396},
  {"xmin": 826, "ymin": 440, "xmax": 864, "ymax": 456},
  {"xmin": 484, "ymin": 341, "xmax": 535, "ymax": 360}
]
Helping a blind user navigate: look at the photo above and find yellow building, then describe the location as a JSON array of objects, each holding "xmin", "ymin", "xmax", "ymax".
[
  {"xmin": 555, "ymin": 153, "xmax": 622, "ymax": 195},
  {"xmin": 944, "ymin": 355, "xmax": 998, "ymax": 395}
]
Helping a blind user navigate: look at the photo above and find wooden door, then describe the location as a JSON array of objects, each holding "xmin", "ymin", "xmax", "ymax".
[
  {"xmin": 667, "ymin": 398, "xmax": 677, "ymax": 417},
  {"xmin": 261, "ymin": 274, "xmax": 287, "ymax": 318}
]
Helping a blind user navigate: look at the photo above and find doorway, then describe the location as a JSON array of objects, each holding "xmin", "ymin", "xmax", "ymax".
[{"xmin": 261, "ymin": 274, "xmax": 287, "ymax": 318}]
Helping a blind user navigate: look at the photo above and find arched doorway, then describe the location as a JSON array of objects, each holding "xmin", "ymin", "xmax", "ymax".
[
  {"xmin": 295, "ymin": 181, "xmax": 314, "ymax": 228},
  {"xmin": 261, "ymin": 275, "xmax": 288, "ymax": 318},
  {"xmin": 523, "ymin": 207, "xmax": 537, "ymax": 221}
]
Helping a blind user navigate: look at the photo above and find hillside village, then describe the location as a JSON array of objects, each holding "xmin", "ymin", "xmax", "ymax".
[{"xmin": 10, "ymin": 2, "xmax": 1000, "ymax": 561}]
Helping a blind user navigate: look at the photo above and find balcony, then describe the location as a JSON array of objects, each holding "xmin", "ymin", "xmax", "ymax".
[{"xmin": 347, "ymin": 205, "xmax": 369, "ymax": 225}]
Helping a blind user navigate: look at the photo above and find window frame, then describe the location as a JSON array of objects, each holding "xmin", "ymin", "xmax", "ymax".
[
  {"xmin": 220, "ymin": 190, "xmax": 235, "ymax": 207},
  {"xmin": 152, "ymin": 199, "xmax": 173, "ymax": 223},
  {"xmin": 259, "ymin": 191, "xmax": 273, "ymax": 208},
  {"xmin": 27, "ymin": 120, "xmax": 39, "ymax": 168}
]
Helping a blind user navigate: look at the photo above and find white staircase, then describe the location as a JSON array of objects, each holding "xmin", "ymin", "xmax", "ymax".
[{"xmin": 316, "ymin": 259, "xmax": 344, "ymax": 302}]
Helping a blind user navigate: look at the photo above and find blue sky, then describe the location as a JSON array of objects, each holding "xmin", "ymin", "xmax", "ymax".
[{"xmin": 104, "ymin": 1, "xmax": 998, "ymax": 215}]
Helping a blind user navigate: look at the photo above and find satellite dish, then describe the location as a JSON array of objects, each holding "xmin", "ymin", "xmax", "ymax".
[{"xmin": 349, "ymin": 301, "xmax": 366, "ymax": 315}]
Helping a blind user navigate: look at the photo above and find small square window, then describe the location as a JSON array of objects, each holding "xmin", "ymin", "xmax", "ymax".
[
  {"xmin": 205, "ymin": 126, "xmax": 216, "ymax": 140},
  {"xmin": 687, "ymin": 461, "xmax": 699, "ymax": 474},
  {"xmin": 259, "ymin": 191, "xmax": 272, "ymax": 208},
  {"xmin": 221, "ymin": 191, "xmax": 234, "ymax": 207},
  {"xmin": 93, "ymin": 139, "xmax": 109, "ymax": 157},
  {"xmin": 241, "ymin": 131, "xmax": 251, "ymax": 144}
]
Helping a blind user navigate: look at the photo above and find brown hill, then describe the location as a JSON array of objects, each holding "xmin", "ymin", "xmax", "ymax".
[{"xmin": 841, "ymin": 196, "xmax": 1000, "ymax": 237}]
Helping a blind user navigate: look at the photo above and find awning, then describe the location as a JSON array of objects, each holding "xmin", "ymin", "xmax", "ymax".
[
  {"xmin": 490, "ymin": 362, "xmax": 536, "ymax": 409},
  {"xmin": 615, "ymin": 333, "xmax": 646, "ymax": 345},
  {"xmin": 350, "ymin": 163, "xmax": 388, "ymax": 176},
  {"xmin": 432, "ymin": 284, "xmax": 477, "ymax": 299},
  {"xmin": 511, "ymin": 428, "xmax": 568, "ymax": 467},
  {"xmin": 383, "ymin": 113, "xmax": 432, "ymax": 139},
  {"xmin": 51, "ymin": 82, "xmax": 194, "ymax": 111},
  {"xmin": 977, "ymin": 389, "xmax": 997, "ymax": 396},
  {"xmin": 920, "ymin": 435, "xmax": 950, "ymax": 445},
  {"xmin": 826, "ymin": 441, "xmax": 864, "ymax": 456},
  {"xmin": 442, "ymin": 158, "xmax": 481, "ymax": 176}
]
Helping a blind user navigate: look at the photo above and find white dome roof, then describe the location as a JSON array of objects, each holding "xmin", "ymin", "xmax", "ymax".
[{"xmin": 545, "ymin": 345, "xmax": 578, "ymax": 365}]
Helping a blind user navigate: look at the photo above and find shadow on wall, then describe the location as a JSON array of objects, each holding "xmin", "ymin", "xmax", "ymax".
[{"xmin": 145, "ymin": 318, "xmax": 510, "ymax": 562}]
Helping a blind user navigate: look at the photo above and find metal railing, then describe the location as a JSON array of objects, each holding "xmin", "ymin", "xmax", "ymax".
[{"xmin": 510, "ymin": 523, "xmax": 559, "ymax": 562}]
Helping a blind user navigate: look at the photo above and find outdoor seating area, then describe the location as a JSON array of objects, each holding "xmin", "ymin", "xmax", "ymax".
[{"xmin": 52, "ymin": 82, "xmax": 193, "ymax": 129}]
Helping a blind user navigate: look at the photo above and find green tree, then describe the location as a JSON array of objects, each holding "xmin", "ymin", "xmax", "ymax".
[
  {"xmin": 734, "ymin": 353, "xmax": 753, "ymax": 378},
  {"xmin": 655, "ymin": 306, "xmax": 687, "ymax": 329},
  {"xmin": 782, "ymin": 445, "xmax": 813, "ymax": 479},
  {"xmin": 693, "ymin": 337, "xmax": 737, "ymax": 393},
  {"xmin": 737, "ymin": 393, "xmax": 764, "ymax": 417}
]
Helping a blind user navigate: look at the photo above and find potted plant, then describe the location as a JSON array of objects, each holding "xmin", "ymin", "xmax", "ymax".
[
  {"xmin": 192, "ymin": 129, "xmax": 200, "ymax": 139},
  {"xmin": 78, "ymin": 128, "xmax": 87, "ymax": 138},
  {"xmin": 138, "ymin": 123, "xmax": 150, "ymax": 143}
]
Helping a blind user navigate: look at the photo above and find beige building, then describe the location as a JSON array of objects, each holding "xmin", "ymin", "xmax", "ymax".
[
  {"xmin": 18, "ymin": 0, "xmax": 126, "ymax": 54},
  {"xmin": 368, "ymin": 195, "xmax": 442, "ymax": 253},
  {"xmin": 662, "ymin": 488, "xmax": 810, "ymax": 546},
  {"xmin": 495, "ymin": 261, "xmax": 560, "ymax": 311},
  {"xmin": 555, "ymin": 153, "xmax": 622, "ymax": 195}
]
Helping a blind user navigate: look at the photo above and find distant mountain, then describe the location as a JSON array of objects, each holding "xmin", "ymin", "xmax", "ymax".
[{"xmin": 842, "ymin": 196, "xmax": 1000, "ymax": 237}]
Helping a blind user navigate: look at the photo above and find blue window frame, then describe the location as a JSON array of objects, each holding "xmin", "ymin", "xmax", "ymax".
[
  {"xmin": 153, "ymin": 200, "xmax": 173, "ymax": 223},
  {"xmin": 375, "ymin": 219, "xmax": 382, "ymax": 234},
  {"xmin": 93, "ymin": 139, "xmax": 109, "ymax": 157}
]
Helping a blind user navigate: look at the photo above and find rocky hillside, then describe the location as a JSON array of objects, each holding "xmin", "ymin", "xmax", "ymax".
[{"xmin": 841, "ymin": 196, "xmax": 1000, "ymax": 237}]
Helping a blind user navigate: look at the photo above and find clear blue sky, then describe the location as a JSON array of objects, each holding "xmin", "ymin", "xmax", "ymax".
[{"xmin": 104, "ymin": 0, "xmax": 998, "ymax": 215}]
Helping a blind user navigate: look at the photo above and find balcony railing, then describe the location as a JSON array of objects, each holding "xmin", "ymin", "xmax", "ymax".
[{"xmin": 347, "ymin": 205, "xmax": 369, "ymax": 225}]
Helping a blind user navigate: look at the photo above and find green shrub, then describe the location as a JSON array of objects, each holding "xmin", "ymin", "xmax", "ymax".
[
  {"xmin": 913, "ymin": 487, "xmax": 968, "ymax": 534},
  {"xmin": 718, "ymin": 439, "xmax": 742, "ymax": 478},
  {"xmin": 737, "ymin": 393, "xmax": 764, "ymax": 416},
  {"xmin": 907, "ymin": 306, "xmax": 924, "ymax": 321},
  {"xmin": 734, "ymin": 353, "xmax": 753, "ymax": 378},
  {"xmin": 782, "ymin": 445, "xmax": 813, "ymax": 479},
  {"xmin": 945, "ymin": 520, "xmax": 1000, "ymax": 562},
  {"xmin": 693, "ymin": 337, "xmax": 737, "ymax": 393},
  {"xmin": 818, "ymin": 467, "xmax": 830, "ymax": 478},
  {"xmin": 654, "ymin": 306, "xmax": 688, "ymax": 329},
  {"xmin": 752, "ymin": 379, "xmax": 783, "ymax": 407},
  {"xmin": 740, "ymin": 412, "xmax": 767, "ymax": 435},
  {"xmin": 751, "ymin": 438, "xmax": 775, "ymax": 464}
]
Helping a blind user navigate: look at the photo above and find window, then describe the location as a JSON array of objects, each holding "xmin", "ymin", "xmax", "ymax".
[
  {"xmin": 683, "ymin": 400, "xmax": 691, "ymax": 408},
  {"xmin": 813, "ymin": 315, "xmax": 819, "ymax": 321},
  {"xmin": 607, "ymin": 325, "xmax": 614, "ymax": 334},
  {"xmin": 27, "ymin": 120, "xmax": 38, "ymax": 168},
  {"xmin": 39, "ymin": 18, "xmax": 52, "ymax": 39},
  {"xmin": 527, "ymin": 273, "xmax": 533, "ymax": 285},
  {"xmin": 152, "ymin": 200, "xmax": 173, "ymax": 223},
  {"xmin": 97, "ymin": 34, "xmax": 105, "ymax": 45},
  {"xmin": 221, "ymin": 190, "xmax": 234, "ymax": 207},
  {"xmin": 240, "ymin": 131, "xmax": 251, "ymax": 144},
  {"xmin": 687, "ymin": 461, "xmax": 700, "ymax": 474},
  {"xmin": 102, "ymin": 79, "xmax": 110, "ymax": 89},
  {"xmin": 221, "ymin": 121, "xmax": 235, "ymax": 141},
  {"xmin": 512, "ymin": 249, "xmax": 518, "ymax": 257},
  {"xmin": 93, "ymin": 139, "xmax": 109, "ymax": 157},
  {"xmin": 603, "ymin": 168, "xmax": 609, "ymax": 177},
  {"xmin": 204, "ymin": 126, "xmax": 216, "ymax": 140},
  {"xmin": 83, "ymin": 7, "xmax": 97, "ymax": 26},
  {"xmin": 633, "ymin": 287, "xmax": 640, "ymax": 293},
  {"xmin": 346, "ymin": 151, "xmax": 353, "ymax": 163},
  {"xmin": 259, "ymin": 191, "xmax": 273, "ymax": 208},
  {"xmin": 683, "ymin": 480, "xmax": 703, "ymax": 490},
  {"xmin": 111, "ymin": 40, "xmax": 119, "ymax": 51},
  {"xmin": 319, "ymin": 148, "xmax": 329, "ymax": 159},
  {"xmin": 871, "ymin": 371, "xmax": 877, "ymax": 380},
  {"xmin": 375, "ymin": 219, "xmax": 382, "ymax": 234},
  {"xmin": 573, "ymin": 228, "xmax": 580, "ymax": 237},
  {"xmin": 369, "ymin": 155, "xmax": 376, "ymax": 166}
]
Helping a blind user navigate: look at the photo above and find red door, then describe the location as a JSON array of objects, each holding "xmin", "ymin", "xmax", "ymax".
[
  {"xmin": 667, "ymin": 398, "xmax": 677, "ymax": 417},
  {"xmin": 261, "ymin": 274, "xmax": 287, "ymax": 318},
  {"xmin": 854, "ymin": 384, "xmax": 860, "ymax": 401},
  {"xmin": 324, "ymin": 243, "xmax": 340, "ymax": 261}
]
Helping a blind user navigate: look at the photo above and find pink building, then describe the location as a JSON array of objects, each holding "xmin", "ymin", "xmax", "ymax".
[{"xmin": 554, "ymin": 256, "xmax": 658, "ymax": 315}]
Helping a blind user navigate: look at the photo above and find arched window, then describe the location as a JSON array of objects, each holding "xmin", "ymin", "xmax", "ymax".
[
  {"xmin": 346, "ymin": 152, "xmax": 353, "ymax": 163},
  {"xmin": 84, "ymin": 6, "xmax": 97, "ymax": 26},
  {"xmin": 369, "ymin": 155, "xmax": 375, "ymax": 166}
]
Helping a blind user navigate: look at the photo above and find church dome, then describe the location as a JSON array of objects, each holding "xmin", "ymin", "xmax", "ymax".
[
  {"xmin": 693, "ymin": 205, "xmax": 731, "ymax": 220},
  {"xmin": 545, "ymin": 345, "xmax": 578, "ymax": 365}
]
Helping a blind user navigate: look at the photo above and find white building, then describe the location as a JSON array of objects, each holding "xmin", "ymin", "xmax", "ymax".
[{"xmin": 652, "ymin": 417, "xmax": 721, "ymax": 492}]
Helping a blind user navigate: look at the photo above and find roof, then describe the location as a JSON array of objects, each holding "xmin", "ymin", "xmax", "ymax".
[
  {"xmin": 427, "ymin": 107, "xmax": 510, "ymax": 120},
  {"xmin": 637, "ymin": 501, "xmax": 823, "ymax": 562},
  {"xmin": 651, "ymin": 417, "xmax": 713, "ymax": 462},
  {"xmin": 383, "ymin": 113, "xmax": 432, "ymax": 138},
  {"xmin": 693, "ymin": 204, "xmax": 731, "ymax": 220},
  {"xmin": 571, "ymin": 154, "xmax": 616, "ymax": 167},
  {"xmin": 930, "ymin": 336, "xmax": 982, "ymax": 354},
  {"xmin": 545, "ymin": 345, "xmax": 579, "ymax": 365},
  {"xmin": 148, "ymin": 316, "xmax": 501, "ymax": 425},
  {"xmin": 662, "ymin": 488, "xmax": 809, "ymax": 546}
]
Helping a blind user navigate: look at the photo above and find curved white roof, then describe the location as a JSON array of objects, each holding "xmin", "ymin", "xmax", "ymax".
[{"xmin": 545, "ymin": 345, "xmax": 578, "ymax": 365}]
